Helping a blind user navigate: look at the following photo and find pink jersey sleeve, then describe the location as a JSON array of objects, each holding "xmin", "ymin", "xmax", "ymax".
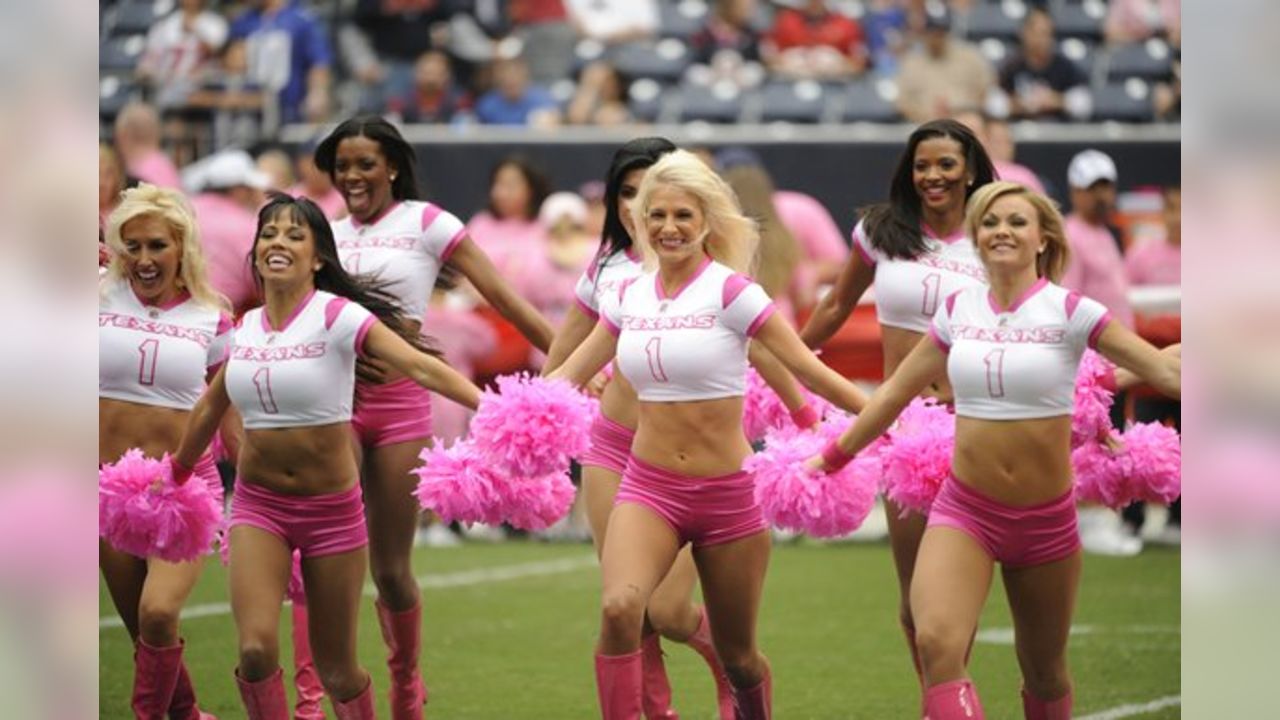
[
  {"xmin": 851, "ymin": 220, "xmax": 880, "ymax": 267},
  {"xmin": 207, "ymin": 313, "xmax": 235, "ymax": 369},
  {"xmin": 1065, "ymin": 291, "xmax": 1112, "ymax": 350},
  {"xmin": 324, "ymin": 297, "xmax": 378, "ymax": 356},
  {"xmin": 928, "ymin": 291, "xmax": 961, "ymax": 351},
  {"xmin": 599, "ymin": 277, "xmax": 634, "ymax": 336},
  {"xmin": 573, "ymin": 268, "xmax": 601, "ymax": 319},
  {"xmin": 419, "ymin": 203, "xmax": 468, "ymax": 263},
  {"xmin": 721, "ymin": 274, "xmax": 776, "ymax": 337}
]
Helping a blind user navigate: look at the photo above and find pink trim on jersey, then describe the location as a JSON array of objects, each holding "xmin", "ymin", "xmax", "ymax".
[
  {"xmin": 656, "ymin": 255, "xmax": 713, "ymax": 300},
  {"xmin": 575, "ymin": 295, "xmax": 600, "ymax": 320},
  {"xmin": 324, "ymin": 297, "xmax": 350, "ymax": 330},
  {"xmin": 602, "ymin": 315, "xmax": 621, "ymax": 336},
  {"xmin": 745, "ymin": 304, "xmax": 777, "ymax": 338},
  {"xmin": 421, "ymin": 203, "xmax": 443, "ymax": 231},
  {"xmin": 440, "ymin": 227, "xmax": 467, "ymax": 262},
  {"xmin": 625, "ymin": 246, "xmax": 642, "ymax": 262},
  {"xmin": 945, "ymin": 290, "xmax": 961, "ymax": 314},
  {"xmin": 928, "ymin": 326, "xmax": 950, "ymax": 352},
  {"xmin": 261, "ymin": 288, "xmax": 318, "ymax": 333},
  {"xmin": 617, "ymin": 276, "xmax": 638, "ymax": 303},
  {"xmin": 131, "ymin": 286, "xmax": 191, "ymax": 311},
  {"xmin": 354, "ymin": 315, "xmax": 378, "ymax": 357},
  {"xmin": 1086, "ymin": 312, "xmax": 1112, "ymax": 350},
  {"xmin": 922, "ymin": 222, "xmax": 966, "ymax": 244},
  {"xmin": 988, "ymin": 277, "xmax": 1049, "ymax": 314},
  {"xmin": 852, "ymin": 230, "xmax": 877, "ymax": 266},
  {"xmin": 1064, "ymin": 291, "xmax": 1083, "ymax": 319},
  {"xmin": 722, "ymin": 273, "xmax": 753, "ymax": 307},
  {"xmin": 216, "ymin": 313, "xmax": 234, "ymax": 335},
  {"xmin": 350, "ymin": 201, "xmax": 402, "ymax": 229}
]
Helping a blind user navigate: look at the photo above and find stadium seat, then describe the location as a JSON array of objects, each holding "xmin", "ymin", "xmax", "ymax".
[
  {"xmin": 610, "ymin": 39, "xmax": 692, "ymax": 84},
  {"xmin": 1106, "ymin": 40, "xmax": 1175, "ymax": 82},
  {"xmin": 1090, "ymin": 80, "xmax": 1155, "ymax": 122},
  {"xmin": 961, "ymin": 3, "xmax": 1025, "ymax": 42},
  {"xmin": 757, "ymin": 80, "xmax": 829, "ymax": 124},
  {"xmin": 627, "ymin": 78, "xmax": 668, "ymax": 122},
  {"xmin": 110, "ymin": 0, "xmax": 165, "ymax": 37},
  {"xmin": 838, "ymin": 77, "xmax": 901, "ymax": 123},
  {"xmin": 658, "ymin": 0, "xmax": 708, "ymax": 40},
  {"xmin": 100, "ymin": 34, "xmax": 147, "ymax": 72},
  {"xmin": 1060, "ymin": 37, "xmax": 1097, "ymax": 79},
  {"xmin": 677, "ymin": 82, "xmax": 746, "ymax": 123},
  {"xmin": 100, "ymin": 75, "xmax": 137, "ymax": 119},
  {"xmin": 977, "ymin": 37, "xmax": 1015, "ymax": 67},
  {"xmin": 1051, "ymin": 2, "xmax": 1105, "ymax": 41}
]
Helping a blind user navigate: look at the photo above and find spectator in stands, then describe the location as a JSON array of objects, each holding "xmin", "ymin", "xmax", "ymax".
[
  {"xmin": 350, "ymin": 0, "xmax": 452, "ymax": 111},
  {"xmin": 536, "ymin": 191, "xmax": 598, "ymax": 329},
  {"xmin": 564, "ymin": 0, "xmax": 658, "ymax": 45},
  {"xmin": 1105, "ymin": 0, "xmax": 1180, "ymax": 48},
  {"xmin": 387, "ymin": 49, "xmax": 472, "ymax": 124},
  {"xmin": 721, "ymin": 160, "xmax": 805, "ymax": 321},
  {"xmin": 136, "ymin": 0, "xmax": 228, "ymax": 109},
  {"xmin": 766, "ymin": 0, "xmax": 869, "ymax": 80},
  {"xmin": 1125, "ymin": 185, "xmax": 1180, "ymax": 286},
  {"xmin": 896, "ymin": 7, "xmax": 995, "ymax": 124},
  {"xmin": 860, "ymin": 0, "xmax": 909, "ymax": 73},
  {"xmin": 113, "ymin": 101, "xmax": 181, "ymax": 189},
  {"xmin": 185, "ymin": 150, "xmax": 267, "ymax": 315},
  {"xmin": 229, "ymin": 0, "xmax": 334, "ymax": 124},
  {"xmin": 474, "ymin": 56, "xmax": 560, "ymax": 126},
  {"xmin": 254, "ymin": 147, "xmax": 294, "ymax": 190},
  {"xmin": 423, "ymin": 287, "xmax": 498, "ymax": 446},
  {"xmin": 689, "ymin": 0, "xmax": 762, "ymax": 66},
  {"xmin": 953, "ymin": 110, "xmax": 1046, "ymax": 192},
  {"xmin": 998, "ymin": 8, "xmax": 1089, "ymax": 121},
  {"xmin": 580, "ymin": 180, "xmax": 607, "ymax": 239},
  {"xmin": 1061, "ymin": 149, "xmax": 1135, "ymax": 328},
  {"xmin": 565, "ymin": 61, "xmax": 632, "ymax": 126},
  {"xmin": 465, "ymin": 155, "xmax": 553, "ymax": 287},
  {"xmin": 290, "ymin": 149, "xmax": 347, "ymax": 220},
  {"xmin": 185, "ymin": 39, "xmax": 265, "ymax": 149},
  {"xmin": 1154, "ymin": 51, "xmax": 1181, "ymax": 121}
]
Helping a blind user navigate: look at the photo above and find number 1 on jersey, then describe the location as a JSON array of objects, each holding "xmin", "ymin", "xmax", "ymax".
[
  {"xmin": 137, "ymin": 338, "xmax": 159, "ymax": 385},
  {"xmin": 252, "ymin": 367, "xmax": 280, "ymax": 414},
  {"xmin": 984, "ymin": 348, "xmax": 1006, "ymax": 398},
  {"xmin": 645, "ymin": 337, "xmax": 669, "ymax": 383},
  {"xmin": 921, "ymin": 272, "xmax": 942, "ymax": 316}
]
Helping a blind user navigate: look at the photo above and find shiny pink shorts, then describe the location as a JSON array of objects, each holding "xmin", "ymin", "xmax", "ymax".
[
  {"xmin": 191, "ymin": 453, "xmax": 224, "ymax": 503},
  {"xmin": 927, "ymin": 476, "xmax": 1080, "ymax": 567},
  {"xmin": 351, "ymin": 377, "xmax": 434, "ymax": 448},
  {"xmin": 228, "ymin": 480, "xmax": 367, "ymax": 558},
  {"xmin": 579, "ymin": 415, "xmax": 635, "ymax": 475},
  {"xmin": 615, "ymin": 456, "xmax": 768, "ymax": 548}
]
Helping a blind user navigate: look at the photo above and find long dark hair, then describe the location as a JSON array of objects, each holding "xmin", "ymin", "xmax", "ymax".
[
  {"xmin": 250, "ymin": 194, "xmax": 436, "ymax": 355},
  {"xmin": 599, "ymin": 137, "xmax": 678, "ymax": 260},
  {"xmin": 861, "ymin": 119, "xmax": 995, "ymax": 260},
  {"xmin": 485, "ymin": 155, "xmax": 551, "ymax": 221},
  {"xmin": 313, "ymin": 115, "xmax": 423, "ymax": 202}
]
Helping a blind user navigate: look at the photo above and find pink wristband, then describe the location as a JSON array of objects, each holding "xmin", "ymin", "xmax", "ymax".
[
  {"xmin": 790, "ymin": 404, "xmax": 820, "ymax": 429},
  {"xmin": 170, "ymin": 457, "xmax": 194, "ymax": 485},
  {"xmin": 1099, "ymin": 364, "xmax": 1118, "ymax": 393},
  {"xmin": 821, "ymin": 440, "xmax": 854, "ymax": 470}
]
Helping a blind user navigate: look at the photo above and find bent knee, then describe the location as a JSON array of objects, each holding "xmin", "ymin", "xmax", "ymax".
[
  {"xmin": 600, "ymin": 590, "xmax": 646, "ymax": 630},
  {"xmin": 317, "ymin": 664, "xmax": 368, "ymax": 701},
  {"xmin": 137, "ymin": 600, "xmax": 181, "ymax": 641},
  {"xmin": 237, "ymin": 642, "xmax": 280, "ymax": 681},
  {"xmin": 718, "ymin": 648, "xmax": 764, "ymax": 687},
  {"xmin": 913, "ymin": 623, "xmax": 970, "ymax": 666}
]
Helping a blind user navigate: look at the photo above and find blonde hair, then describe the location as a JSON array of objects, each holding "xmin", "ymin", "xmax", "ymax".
[
  {"xmin": 630, "ymin": 150, "xmax": 759, "ymax": 275},
  {"xmin": 722, "ymin": 163, "xmax": 799, "ymax": 301},
  {"xmin": 103, "ymin": 183, "xmax": 230, "ymax": 312},
  {"xmin": 965, "ymin": 181, "xmax": 1071, "ymax": 282}
]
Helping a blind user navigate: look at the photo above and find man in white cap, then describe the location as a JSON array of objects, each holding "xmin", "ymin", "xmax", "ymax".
[
  {"xmin": 187, "ymin": 150, "xmax": 270, "ymax": 315},
  {"xmin": 1061, "ymin": 149, "xmax": 1135, "ymax": 329}
]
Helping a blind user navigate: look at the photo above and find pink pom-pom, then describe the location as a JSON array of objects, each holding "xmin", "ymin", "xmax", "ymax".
[
  {"xmin": 1117, "ymin": 422, "xmax": 1181, "ymax": 504},
  {"xmin": 880, "ymin": 399, "xmax": 955, "ymax": 515},
  {"xmin": 745, "ymin": 417, "xmax": 878, "ymax": 538},
  {"xmin": 496, "ymin": 472, "xmax": 577, "ymax": 531},
  {"xmin": 741, "ymin": 368, "xmax": 831, "ymax": 443},
  {"xmin": 99, "ymin": 450, "xmax": 223, "ymax": 563},
  {"xmin": 412, "ymin": 441, "xmax": 504, "ymax": 526},
  {"xmin": 1073, "ymin": 350, "xmax": 1117, "ymax": 448},
  {"xmin": 469, "ymin": 374, "xmax": 598, "ymax": 477},
  {"xmin": 1071, "ymin": 441, "xmax": 1126, "ymax": 507}
]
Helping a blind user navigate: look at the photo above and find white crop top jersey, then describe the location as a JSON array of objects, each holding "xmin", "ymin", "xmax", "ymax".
[
  {"xmin": 225, "ymin": 290, "xmax": 377, "ymax": 429},
  {"xmin": 332, "ymin": 201, "xmax": 466, "ymax": 321},
  {"xmin": 99, "ymin": 277, "xmax": 233, "ymax": 410},
  {"xmin": 928, "ymin": 279, "xmax": 1113, "ymax": 420},
  {"xmin": 600, "ymin": 257, "xmax": 776, "ymax": 402},
  {"xmin": 852, "ymin": 219, "xmax": 988, "ymax": 333},
  {"xmin": 572, "ymin": 246, "xmax": 644, "ymax": 320}
]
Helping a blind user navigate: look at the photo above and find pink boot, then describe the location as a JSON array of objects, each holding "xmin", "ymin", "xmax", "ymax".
[
  {"xmin": 923, "ymin": 679, "xmax": 984, "ymax": 720},
  {"xmin": 236, "ymin": 668, "xmax": 290, "ymax": 720},
  {"xmin": 595, "ymin": 651, "xmax": 644, "ymax": 720},
  {"xmin": 1021, "ymin": 688, "xmax": 1071, "ymax": 720},
  {"xmin": 730, "ymin": 667, "xmax": 771, "ymax": 720},
  {"xmin": 640, "ymin": 633, "xmax": 679, "ymax": 719},
  {"xmin": 133, "ymin": 640, "xmax": 186, "ymax": 720},
  {"xmin": 291, "ymin": 602, "xmax": 326, "ymax": 720},
  {"xmin": 169, "ymin": 660, "xmax": 217, "ymax": 720},
  {"xmin": 375, "ymin": 600, "xmax": 427, "ymax": 720},
  {"xmin": 332, "ymin": 680, "xmax": 377, "ymax": 720},
  {"xmin": 682, "ymin": 607, "xmax": 735, "ymax": 720}
]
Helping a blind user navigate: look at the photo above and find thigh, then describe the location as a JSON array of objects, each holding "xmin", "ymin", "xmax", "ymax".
[
  {"xmin": 582, "ymin": 464, "xmax": 622, "ymax": 558},
  {"xmin": 600, "ymin": 503, "xmax": 683, "ymax": 601},
  {"xmin": 691, "ymin": 531, "xmax": 771, "ymax": 657},
  {"xmin": 909, "ymin": 527, "xmax": 994, "ymax": 649},
  {"xmin": 302, "ymin": 548, "xmax": 369, "ymax": 668},
  {"xmin": 1001, "ymin": 551, "xmax": 1082, "ymax": 672},
  {"xmin": 884, "ymin": 499, "xmax": 929, "ymax": 594},
  {"xmin": 229, "ymin": 526, "xmax": 292, "ymax": 643},
  {"xmin": 140, "ymin": 556, "xmax": 205, "ymax": 609},
  {"xmin": 364, "ymin": 439, "xmax": 432, "ymax": 559},
  {"xmin": 100, "ymin": 538, "xmax": 148, "ymax": 639},
  {"xmin": 651, "ymin": 545, "xmax": 699, "ymax": 612}
]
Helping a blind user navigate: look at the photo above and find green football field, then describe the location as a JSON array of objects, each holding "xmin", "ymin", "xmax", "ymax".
[{"xmin": 99, "ymin": 539, "xmax": 1179, "ymax": 719}]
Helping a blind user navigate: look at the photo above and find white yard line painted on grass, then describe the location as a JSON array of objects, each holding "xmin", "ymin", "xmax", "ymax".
[
  {"xmin": 101, "ymin": 554, "xmax": 597, "ymax": 630},
  {"xmin": 976, "ymin": 625, "xmax": 1180, "ymax": 645},
  {"xmin": 1075, "ymin": 695, "xmax": 1181, "ymax": 719}
]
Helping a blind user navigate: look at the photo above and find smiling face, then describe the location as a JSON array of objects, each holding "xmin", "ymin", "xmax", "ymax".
[
  {"xmin": 120, "ymin": 214, "xmax": 183, "ymax": 305},
  {"xmin": 976, "ymin": 194, "xmax": 1045, "ymax": 277},
  {"xmin": 333, "ymin": 135, "xmax": 395, "ymax": 223},
  {"xmin": 913, "ymin": 136, "xmax": 971, "ymax": 216},
  {"xmin": 253, "ymin": 206, "xmax": 321, "ymax": 290},
  {"xmin": 644, "ymin": 185, "xmax": 707, "ymax": 264}
]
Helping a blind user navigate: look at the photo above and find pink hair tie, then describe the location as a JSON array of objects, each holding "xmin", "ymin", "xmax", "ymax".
[
  {"xmin": 790, "ymin": 404, "xmax": 820, "ymax": 430},
  {"xmin": 821, "ymin": 440, "xmax": 854, "ymax": 471}
]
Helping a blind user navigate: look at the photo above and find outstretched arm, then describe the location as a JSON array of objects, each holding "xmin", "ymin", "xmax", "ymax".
[
  {"xmin": 544, "ymin": 303, "xmax": 597, "ymax": 373},
  {"xmin": 1097, "ymin": 327, "xmax": 1180, "ymax": 400},
  {"xmin": 752, "ymin": 314, "xmax": 869, "ymax": 414},
  {"xmin": 449, "ymin": 236, "xmax": 556, "ymax": 352},
  {"xmin": 363, "ymin": 321, "xmax": 482, "ymax": 410},
  {"xmin": 748, "ymin": 341, "xmax": 815, "ymax": 424},
  {"xmin": 798, "ymin": 251, "xmax": 874, "ymax": 349},
  {"xmin": 173, "ymin": 367, "xmax": 233, "ymax": 475},
  {"xmin": 546, "ymin": 322, "xmax": 618, "ymax": 390}
]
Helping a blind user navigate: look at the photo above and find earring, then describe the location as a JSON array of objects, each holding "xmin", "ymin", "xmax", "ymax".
[{"xmin": 390, "ymin": 174, "xmax": 397, "ymax": 182}]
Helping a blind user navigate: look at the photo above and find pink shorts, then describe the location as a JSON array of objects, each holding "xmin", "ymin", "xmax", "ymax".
[
  {"xmin": 191, "ymin": 453, "xmax": 225, "ymax": 504},
  {"xmin": 229, "ymin": 480, "xmax": 368, "ymax": 558},
  {"xmin": 352, "ymin": 377, "xmax": 433, "ymax": 448},
  {"xmin": 927, "ymin": 476, "xmax": 1080, "ymax": 568},
  {"xmin": 616, "ymin": 456, "xmax": 768, "ymax": 548},
  {"xmin": 579, "ymin": 415, "xmax": 635, "ymax": 475}
]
